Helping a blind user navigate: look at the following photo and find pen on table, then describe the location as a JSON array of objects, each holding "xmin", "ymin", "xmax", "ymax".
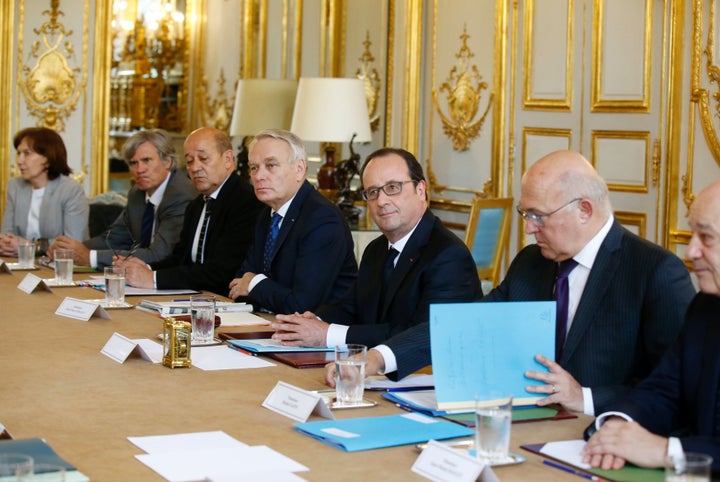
[
  {"xmin": 542, "ymin": 459, "xmax": 602, "ymax": 481},
  {"xmin": 227, "ymin": 344, "xmax": 257, "ymax": 357}
]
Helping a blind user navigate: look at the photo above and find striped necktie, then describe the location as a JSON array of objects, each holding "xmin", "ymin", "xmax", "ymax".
[
  {"xmin": 263, "ymin": 213, "xmax": 282, "ymax": 274},
  {"xmin": 195, "ymin": 197, "xmax": 214, "ymax": 264}
]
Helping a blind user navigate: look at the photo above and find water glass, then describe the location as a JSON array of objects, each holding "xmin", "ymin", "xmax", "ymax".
[
  {"xmin": 665, "ymin": 452, "xmax": 712, "ymax": 482},
  {"xmin": 0, "ymin": 453, "xmax": 33, "ymax": 481},
  {"xmin": 474, "ymin": 394, "xmax": 513, "ymax": 463},
  {"xmin": 32, "ymin": 463, "xmax": 66, "ymax": 482},
  {"xmin": 17, "ymin": 240, "xmax": 36, "ymax": 268},
  {"xmin": 104, "ymin": 266, "xmax": 126, "ymax": 307},
  {"xmin": 53, "ymin": 248, "xmax": 74, "ymax": 285},
  {"xmin": 190, "ymin": 295, "xmax": 216, "ymax": 344},
  {"xmin": 334, "ymin": 344, "xmax": 367, "ymax": 405}
]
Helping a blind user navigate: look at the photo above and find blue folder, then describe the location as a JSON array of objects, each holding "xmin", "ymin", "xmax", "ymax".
[
  {"xmin": 294, "ymin": 413, "xmax": 474, "ymax": 452},
  {"xmin": 430, "ymin": 301, "xmax": 555, "ymax": 410}
]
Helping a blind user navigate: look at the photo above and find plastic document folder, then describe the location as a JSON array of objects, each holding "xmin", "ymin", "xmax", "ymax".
[
  {"xmin": 294, "ymin": 412, "xmax": 474, "ymax": 452},
  {"xmin": 227, "ymin": 339, "xmax": 333, "ymax": 353},
  {"xmin": 430, "ymin": 301, "xmax": 555, "ymax": 411}
]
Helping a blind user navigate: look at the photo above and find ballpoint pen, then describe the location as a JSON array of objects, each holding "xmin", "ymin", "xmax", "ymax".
[{"xmin": 542, "ymin": 459, "xmax": 604, "ymax": 481}]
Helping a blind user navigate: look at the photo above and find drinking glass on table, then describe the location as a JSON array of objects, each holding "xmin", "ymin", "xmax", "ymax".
[
  {"xmin": 665, "ymin": 452, "xmax": 712, "ymax": 482},
  {"xmin": 104, "ymin": 266, "xmax": 126, "ymax": 307},
  {"xmin": 474, "ymin": 393, "xmax": 513, "ymax": 463},
  {"xmin": 334, "ymin": 344, "xmax": 367, "ymax": 405},
  {"xmin": 17, "ymin": 240, "xmax": 36, "ymax": 268},
  {"xmin": 0, "ymin": 453, "xmax": 33, "ymax": 481},
  {"xmin": 53, "ymin": 248, "xmax": 74, "ymax": 285},
  {"xmin": 190, "ymin": 294, "xmax": 216, "ymax": 344}
]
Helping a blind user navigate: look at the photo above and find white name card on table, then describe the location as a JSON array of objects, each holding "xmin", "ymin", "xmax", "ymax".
[
  {"xmin": 55, "ymin": 297, "xmax": 110, "ymax": 321},
  {"xmin": 412, "ymin": 440, "xmax": 492, "ymax": 482},
  {"xmin": 17, "ymin": 273, "xmax": 53, "ymax": 294},
  {"xmin": 0, "ymin": 260, "xmax": 11, "ymax": 274},
  {"xmin": 263, "ymin": 381, "xmax": 334, "ymax": 422},
  {"xmin": 101, "ymin": 332, "xmax": 163, "ymax": 364}
]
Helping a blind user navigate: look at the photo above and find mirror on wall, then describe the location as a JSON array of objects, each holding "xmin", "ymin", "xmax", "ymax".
[{"xmin": 110, "ymin": 0, "xmax": 188, "ymax": 134}]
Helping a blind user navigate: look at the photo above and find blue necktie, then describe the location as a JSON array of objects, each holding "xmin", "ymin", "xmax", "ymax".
[
  {"xmin": 263, "ymin": 213, "xmax": 282, "ymax": 274},
  {"xmin": 140, "ymin": 201, "xmax": 154, "ymax": 248},
  {"xmin": 554, "ymin": 258, "xmax": 578, "ymax": 361},
  {"xmin": 195, "ymin": 197, "xmax": 214, "ymax": 264}
]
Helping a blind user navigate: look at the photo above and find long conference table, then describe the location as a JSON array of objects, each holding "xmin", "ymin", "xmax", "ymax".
[{"xmin": 0, "ymin": 263, "xmax": 591, "ymax": 481}]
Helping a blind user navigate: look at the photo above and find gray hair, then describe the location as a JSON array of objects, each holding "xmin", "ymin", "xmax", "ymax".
[
  {"xmin": 122, "ymin": 129, "xmax": 177, "ymax": 170},
  {"xmin": 249, "ymin": 129, "xmax": 306, "ymax": 164},
  {"xmin": 557, "ymin": 169, "xmax": 612, "ymax": 215}
]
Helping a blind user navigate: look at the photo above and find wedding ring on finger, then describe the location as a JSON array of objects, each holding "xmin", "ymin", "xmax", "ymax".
[{"xmin": 551, "ymin": 385, "xmax": 557, "ymax": 393}]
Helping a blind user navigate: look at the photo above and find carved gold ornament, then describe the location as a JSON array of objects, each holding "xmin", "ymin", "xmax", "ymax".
[
  {"xmin": 19, "ymin": 0, "xmax": 83, "ymax": 132},
  {"xmin": 356, "ymin": 32, "xmax": 382, "ymax": 132},
  {"xmin": 200, "ymin": 70, "xmax": 235, "ymax": 132},
  {"xmin": 432, "ymin": 27, "xmax": 493, "ymax": 152},
  {"xmin": 695, "ymin": 0, "xmax": 720, "ymax": 167}
]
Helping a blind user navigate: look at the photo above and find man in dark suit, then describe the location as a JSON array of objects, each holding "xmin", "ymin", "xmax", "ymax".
[
  {"xmin": 583, "ymin": 179, "xmax": 720, "ymax": 474},
  {"xmin": 272, "ymin": 148, "xmax": 479, "ymax": 376},
  {"xmin": 228, "ymin": 129, "xmax": 357, "ymax": 314},
  {"xmin": 119, "ymin": 127, "xmax": 262, "ymax": 295},
  {"xmin": 50, "ymin": 129, "xmax": 196, "ymax": 269},
  {"xmin": 368, "ymin": 150, "xmax": 695, "ymax": 411}
]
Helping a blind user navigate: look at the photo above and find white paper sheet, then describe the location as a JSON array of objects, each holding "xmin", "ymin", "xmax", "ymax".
[
  {"xmin": 190, "ymin": 345, "xmax": 275, "ymax": 370},
  {"xmin": 128, "ymin": 431, "xmax": 247, "ymax": 454},
  {"xmin": 135, "ymin": 445, "xmax": 309, "ymax": 482},
  {"xmin": 539, "ymin": 439, "xmax": 591, "ymax": 469}
]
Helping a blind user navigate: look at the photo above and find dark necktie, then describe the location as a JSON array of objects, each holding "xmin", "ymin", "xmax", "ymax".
[
  {"xmin": 139, "ymin": 201, "xmax": 154, "ymax": 248},
  {"xmin": 554, "ymin": 258, "xmax": 578, "ymax": 361},
  {"xmin": 263, "ymin": 213, "xmax": 282, "ymax": 274},
  {"xmin": 195, "ymin": 197, "xmax": 214, "ymax": 264},
  {"xmin": 378, "ymin": 247, "xmax": 399, "ymax": 315}
]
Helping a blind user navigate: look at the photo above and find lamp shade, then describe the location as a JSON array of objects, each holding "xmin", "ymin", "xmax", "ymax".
[
  {"xmin": 229, "ymin": 79, "xmax": 298, "ymax": 136},
  {"xmin": 290, "ymin": 77, "xmax": 372, "ymax": 143}
]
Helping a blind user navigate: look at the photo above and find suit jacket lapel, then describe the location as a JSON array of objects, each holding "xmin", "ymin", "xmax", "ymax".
[
  {"xmin": 268, "ymin": 181, "xmax": 311, "ymax": 263},
  {"xmin": 378, "ymin": 210, "xmax": 435, "ymax": 318},
  {"xmin": 698, "ymin": 301, "xmax": 720, "ymax": 433},
  {"xmin": 561, "ymin": 220, "xmax": 623, "ymax": 364}
]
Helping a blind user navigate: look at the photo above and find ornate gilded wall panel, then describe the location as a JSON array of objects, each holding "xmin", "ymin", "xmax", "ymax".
[
  {"xmin": 591, "ymin": 0, "xmax": 652, "ymax": 112},
  {"xmin": 522, "ymin": 0, "xmax": 573, "ymax": 110},
  {"xmin": 591, "ymin": 130, "xmax": 650, "ymax": 193},
  {"xmin": 614, "ymin": 211, "xmax": 647, "ymax": 238},
  {"xmin": 521, "ymin": 127, "xmax": 572, "ymax": 173}
]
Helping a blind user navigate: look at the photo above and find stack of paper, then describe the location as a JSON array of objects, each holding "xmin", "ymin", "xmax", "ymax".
[
  {"xmin": 137, "ymin": 300, "xmax": 253, "ymax": 316},
  {"xmin": 129, "ymin": 431, "xmax": 309, "ymax": 481}
]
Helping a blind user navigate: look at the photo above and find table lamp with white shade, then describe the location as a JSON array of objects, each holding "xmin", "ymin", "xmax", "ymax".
[
  {"xmin": 290, "ymin": 77, "xmax": 372, "ymax": 223},
  {"xmin": 229, "ymin": 79, "xmax": 298, "ymax": 178}
]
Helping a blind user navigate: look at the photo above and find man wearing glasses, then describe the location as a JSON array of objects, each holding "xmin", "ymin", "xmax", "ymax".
[
  {"xmin": 270, "ymin": 147, "xmax": 480, "ymax": 356},
  {"xmin": 49, "ymin": 129, "xmax": 196, "ymax": 269},
  {"xmin": 357, "ymin": 150, "xmax": 695, "ymax": 414}
]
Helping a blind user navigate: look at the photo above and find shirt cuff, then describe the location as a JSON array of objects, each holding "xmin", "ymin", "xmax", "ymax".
[
  {"xmin": 248, "ymin": 273, "xmax": 267, "ymax": 292},
  {"xmin": 582, "ymin": 387, "xmax": 595, "ymax": 416},
  {"xmin": 152, "ymin": 270, "xmax": 157, "ymax": 289},
  {"xmin": 326, "ymin": 323, "xmax": 349, "ymax": 346},
  {"xmin": 373, "ymin": 344, "xmax": 397, "ymax": 375},
  {"xmin": 594, "ymin": 411, "xmax": 633, "ymax": 430},
  {"xmin": 667, "ymin": 437, "xmax": 684, "ymax": 468},
  {"xmin": 89, "ymin": 250, "xmax": 97, "ymax": 269}
]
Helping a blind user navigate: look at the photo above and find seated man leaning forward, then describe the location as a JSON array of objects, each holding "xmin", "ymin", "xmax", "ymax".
[
  {"xmin": 228, "ymin": 129, "xmax": 357, "ymax": 314},
  {"xmin": 272, "ymin": 147, "xmax": 480, "ymax": 370},
  {"xmin": 583, "ymin": 179, "xmax": 720, "ymax": 475},
  {"xmin": 344, "ymin": 150, "xmax": 695, "ymax": 411},
  {"xmin": 50, "ymin": 129, "xmax": 196, "ymax": 269},
  {"xmin": 116, "ymin": 127, "xmax": 263, "ymax": 295}
]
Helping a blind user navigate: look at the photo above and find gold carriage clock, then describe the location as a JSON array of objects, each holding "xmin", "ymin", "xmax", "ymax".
[{"xmin": 162, "ymin": 317, "xmax": 192, "ymax": 368}]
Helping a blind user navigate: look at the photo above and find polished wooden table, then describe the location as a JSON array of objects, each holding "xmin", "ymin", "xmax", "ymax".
[{"xmin": 0, "ymin": 263, "xmax": 590, "ymax": 481}]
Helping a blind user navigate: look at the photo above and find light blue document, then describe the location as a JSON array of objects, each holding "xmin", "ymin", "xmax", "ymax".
[
  {"xmin": 227, "ymin": 339, "xmax": 334, "ymax": 353},
  {"xmin": 294, "ymin": 413, "xmax": 474, "ymax": 452},
  {"xmin": 430, "ymin": 301, "xmax": 555, "ymax": 410}
]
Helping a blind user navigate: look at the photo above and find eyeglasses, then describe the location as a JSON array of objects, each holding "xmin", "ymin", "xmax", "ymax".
[
  {"xmin": 516, "ymin": 197, "xmax": 581, "ymax": 227},
  {"xmin": 361, "ymin": 180, "xmax": 416, "ymax": 201}
]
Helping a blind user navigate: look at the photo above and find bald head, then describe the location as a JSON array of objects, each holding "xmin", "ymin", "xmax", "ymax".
[
  {"xmin": 519, "ymin": 150, "xmax": 612, "ymax": 261},
  {"xmin": 687, "ymin": 180, "xmax": 720, "ymax": 295}
]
